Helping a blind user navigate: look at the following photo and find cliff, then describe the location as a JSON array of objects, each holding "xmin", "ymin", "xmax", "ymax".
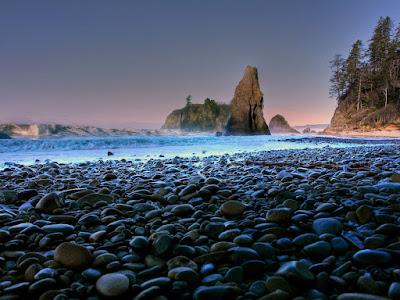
[
  {"xmin": 324, "ymin": 92, "xmax": 400, "ymax": 134},
  {"xmin": 269, "ymin": 114, "xmax": 299, "ymax": 134},
  {"xmin": 224, "ymin": 66, "xmax": 270, "ymax": 135},
  {"xmin": 162, "ymin": 98, "xmax": 230, "ymax": 132}
]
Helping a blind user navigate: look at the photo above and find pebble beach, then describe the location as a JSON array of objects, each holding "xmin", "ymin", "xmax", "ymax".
[{"xmin": 1, "ymin": 145, "xmax": 400, "ymax": 299}]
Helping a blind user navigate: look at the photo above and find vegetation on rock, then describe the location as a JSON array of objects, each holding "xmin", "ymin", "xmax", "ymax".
[
  {"xmin": 326, "ymin": 16, "xmax": 400, "ymax": 133},
  {"xmin": 162, "ymin": 98, "xmax": 230, "ymax": 132}
]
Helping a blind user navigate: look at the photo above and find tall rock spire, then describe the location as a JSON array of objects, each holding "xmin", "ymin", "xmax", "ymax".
[{"xmin": 224, "ymin": 66, "xmax": 270, "ymax": 135}]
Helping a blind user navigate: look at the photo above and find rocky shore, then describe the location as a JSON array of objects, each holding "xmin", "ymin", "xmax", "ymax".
[{"xmin": 1, "ymin": 145, "xmax": 400, "ymax": 299}]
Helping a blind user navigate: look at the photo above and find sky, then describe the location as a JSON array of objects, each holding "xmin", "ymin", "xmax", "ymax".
[{"xmin": 1, "ymin": 1, "xmax": 399, "ymax": 129}]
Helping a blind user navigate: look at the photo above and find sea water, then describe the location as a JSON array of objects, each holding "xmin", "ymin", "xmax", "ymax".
[{"xmin": 0, "ymin": 134, "xmax": 392, "ymax": 168}]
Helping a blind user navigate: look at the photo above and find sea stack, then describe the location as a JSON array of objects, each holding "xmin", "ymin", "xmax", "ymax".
[
  {"xmin": 269, "ymin": 114, "xmax": 299, "ymax": 134},
  {"xmin": 224, "ymin": 66, "xmax": 270, "ymax": 135}
]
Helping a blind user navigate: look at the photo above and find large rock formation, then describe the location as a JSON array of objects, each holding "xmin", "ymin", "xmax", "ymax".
[
  {"xmin": 224, "ymin": 66, "xmax": 270, "ymax": 135},
  {"xmin": 269, "ymin": 114, "xmax": 299, "ymax": 134},
  {"xmin": 162, "ymin": 98, "xmax": 230, "ymax": 132}
]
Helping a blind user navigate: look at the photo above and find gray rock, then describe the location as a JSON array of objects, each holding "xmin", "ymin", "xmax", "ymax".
[
  {"xmin": 96, "ymin": 273, "xmax": 129, "ymax": 297},
  {"xmin": 312, "ymin": 218, "xmax": 343, "ymax": 235}
]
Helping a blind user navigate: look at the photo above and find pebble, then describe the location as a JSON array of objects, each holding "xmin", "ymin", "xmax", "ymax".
[
  {"xmin": 312, "ymin": 218, "xmax": 343, "ymax": 235},
  {"xmin": 303, "ymin": 241, "xmax": 331, "ymax": 258},
  {"xmin": 276, "ymin": 261, "xmax": 315, "ymax": 283},
  {"xmin": 96, "ymin": 273, "xmax": 130, "ymax": 297},
  {"xmin": 1, "ymin": 145, "xmax": 400, "ymax": 299},
  {"xmin": 193, "ymin": 286, "xmax": 239, "ymax": 300},
  {"xmin": 54, "ymin": 242, "xmax": 92, "ymax": 269},
  {"xmin": 35, "ymin": 193, "xmax": 63, "ymax": 213},
  {"xmin": 352, "ymin": 249, "xmax": 392, "ymax": 266},
  {"xmin": 220, "ymin": 200, "xmax": 246, "ymax": 217},
  {"xmin": 266, "ymin": 208, "xmax": 292, "ymax": 223}
]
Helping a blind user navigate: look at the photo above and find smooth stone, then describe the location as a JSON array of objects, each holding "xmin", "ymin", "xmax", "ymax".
[
  {"xmin": 77, "ymin": 193, "xmax": 113, "ymax": 207},
  {"xmin": 133, "ymin": 286, "xmax": 161, "ymax": 300},
  {"xmin": 276, "ymin": 261, "xmax": 314, "ymax": 283},
  {"xmin": 337, "ymin": 293, "xmax": 390, "ymax": 300},
  {"xmin": 266, "ymin": 208, "xmax": 292, "ymax": 223},
  {"xmin": 179, "ymin": 184, "xmax": 197, "ymax": 197},
  {"xmin": 224, "ymin": 266, "xmax": 244, "ymax": 283},
  {"xmin": 313, "ymin": 218, "xmax": 343, "ymax": 235},
  {"xmin": 252, "ymin": 242, "xmax": 276, "ymax": 258},
  {"xmin": 193, "ymin": 286, "xmax": 239, "ymax": 300},
  {"xmin": 202, "ymin": 274, "xmax": 224, "ymax": 285},
  {"xmin": 220, "ymin": 200, "xmax": 246, "ymax": 217},
  {"xmin": 130, "ymin": 236, "xmax": 149, "ymax": 250},
  {"xmin": 352, "ymin": 249, "xmax": 391, "ymax": 266},
  {"xmin": 168, "ymin": 267, "xmax": 199, "ymax": 283},
  {"xmin": 388, "ymin": 282, "xmax": 400, "ymax": 299},
  {"xmin": 152, "ymin": 234, "xmax": 173, "ymax": 256},
  {"xmin": 171, "ymin": 204, "xmax": 195, "ymax": 216},
  {"xmin": 96, "ymin": 273, "xmax": 130, "ymax": 297},
  {"xmin": 249, "ymin": 280, "xmax": 267, "ymax": 297},
  {"xmin": 331, "ymin": 237, "xmax": 349, "ymax": 254},
  {"xmin": 266, "ymin": 276, "xmax": 292, "ymax": 294},
  {"xmin": 3, "ymin": 282, "xmax": 30, "ymax": 293},
  {"xmin": 200, "ymin": 263, "xmax": 215, "ymax": 275},
  {"xmin": 28, "ymin": 278, "xmax": 56, "ymax": 293},
  {"xmin": 356, "ymin": 205, "xmax": 373, "ymax": 224},
  {"xmin": 303, "ymin": 241, "xmax": 331, "ymax": 258},
  {"xmin": 293, "ymin": 233, "xmax": 319, "ymax": 247},
  {"xmin": 33, "ymin": 268, "xmax": 57, "ymax": 280},
  {"xmin": 357, "ymin": 273, "xmax": 379, "ymax": 294},
  {"xmin": 259, "ymin": 289, "xmax": 290, "ymax": 300},
  {"xmin": 42, "ymin": 224, "xmax": 74, "ymax": 234},
  {"xmin": 35, "ymin": 192, "xmax": 63, "ymax": 213},
  {"xmin": 54, "ymin": 242, "xmax": 92, "ymax": 269},
  {"xmin": 82, "ymin": 268, "xmax": 102, "ymax": 281},
  {"xmin": 141, "ymin": 277, "xmax": 171, "ymax": 289},
  {"xmin": 167, "ymin": 256, "xmax": 198, "ymax": 271},
  {"xmin": 228, "ymin": 247, "xmax": 260, "ymax": 263}
]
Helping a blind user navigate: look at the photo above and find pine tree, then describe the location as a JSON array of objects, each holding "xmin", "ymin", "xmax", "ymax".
[
  {"xmin": 186, "ymin": 95, "xmax": 192, "ymax": 106},
  {"xmin": 329, "ymin": 55, "xmax": 346, "ymax": 100},
  {"xmin": 369, "ymin": 17, "xmax": 393, "ymax": 106}
]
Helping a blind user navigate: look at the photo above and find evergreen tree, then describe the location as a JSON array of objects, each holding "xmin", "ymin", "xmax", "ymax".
[
  {"xmin": 186, "ymin": 95, "xmax": 192, "ymax": 106},
  {"xmin": 329, "ymin": 55, "xmax": 346, "ymax": 100},
  {"xmin": 369, "ymin": 17, "xmax": 393, "ymax": 106},
  {"xmin": 345, "ymin": 40, "xmax": 365, "ymax": 110}
]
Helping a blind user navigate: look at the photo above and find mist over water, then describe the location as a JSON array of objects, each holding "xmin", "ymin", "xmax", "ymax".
[{"xmin": 0, "ymin": 134, "xmax": 384, "ymax": 168}]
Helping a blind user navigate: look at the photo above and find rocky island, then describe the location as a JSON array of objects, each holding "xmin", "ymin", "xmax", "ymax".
[
  {"xmin": 162, "ymin": 98, "xmax": 230, "ymax": 132},
  {"xmin": 162, "ymin": 66, "xmax": 271, "ymax": 136},
  {"xmin": 268, "ymin": 114, "xmax": 299, "ymax": 134}
]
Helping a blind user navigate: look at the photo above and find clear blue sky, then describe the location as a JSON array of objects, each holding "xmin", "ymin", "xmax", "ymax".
[{"xmin": 0, "ymin": 0, "xmax": 399, "ymax": 128}]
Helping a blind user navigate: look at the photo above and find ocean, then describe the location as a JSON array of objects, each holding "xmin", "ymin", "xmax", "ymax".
[{"xmin": 0, "ymin": 134, "xmax": 394, "ymax": 168}]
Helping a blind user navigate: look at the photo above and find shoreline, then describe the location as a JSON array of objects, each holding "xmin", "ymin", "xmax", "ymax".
[{"xmin": 1, "ymin": 145, "xmax": 400, "ymax": 299}]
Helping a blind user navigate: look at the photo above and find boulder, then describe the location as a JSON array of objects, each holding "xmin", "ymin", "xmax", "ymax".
[{"xmin": 224, "ymin": 66, "xmax": 270, "ymax": 135}]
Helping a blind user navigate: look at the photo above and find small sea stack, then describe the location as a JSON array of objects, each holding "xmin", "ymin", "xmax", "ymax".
[
  {"xmin": 269, "ymin": 114, "xmax": 299, "ymax": 134},
  {"xmin": 0, "ymin": 132, "xmax": 11, "ymax": 139}
]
